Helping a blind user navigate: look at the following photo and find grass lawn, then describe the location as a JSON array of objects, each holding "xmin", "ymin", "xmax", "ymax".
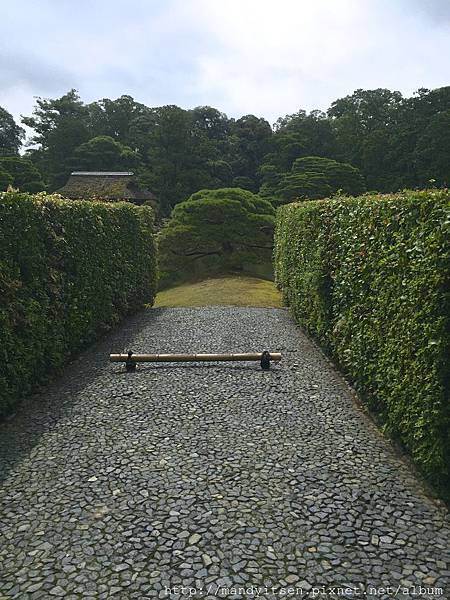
[{"xmin": 153, "ymin": 276, "xmax": 283, "ymax": 308}]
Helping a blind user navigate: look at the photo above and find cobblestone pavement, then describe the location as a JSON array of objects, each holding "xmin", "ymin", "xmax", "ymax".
[{"xmin": 0, "ymin": 307, "xmax": 449, "ymax": 600}]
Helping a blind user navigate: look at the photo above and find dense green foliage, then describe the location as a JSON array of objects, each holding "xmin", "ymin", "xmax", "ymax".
[
  {"xmin": 0, "ymin": 105, "xmax": 46, "ymax": 191},
  {"xmin": 22, "ymin": 90, "xmax": 92, "ymax": 189},
  {"xmin": 0, "ymin": 106, "xmax": 24, "ymax": 156},
  {"xmin": 19, "ymin": 93, "xmax": 270, "ymax": 212},
  {"xmin": 0, "ymin": 192, "xmax": 156, "ymax": 417},
  {"xmin": 0, "ymin": 167, "xmax": 13, "ymax": 190},
  {"xmin": 275, "ymin": 190, "xmax": 450, "ymax": 492},
  {"xmin": 261, "ymin": 156, "xmax": 366, "ymax": 203},
  {"xmin": 158, "ymin": 188, "xmax": 275, "ymax": 287},
  {"xmin": 71, "ymin": 135, "xmax": 141, "ymax": 172},
  {"xmin": 0, "ymin": 157, "xmax": 45, "ymax": 192},
  {"xmin": 0, "ymin": 86, "xmax": 448, "ymax": 214}
]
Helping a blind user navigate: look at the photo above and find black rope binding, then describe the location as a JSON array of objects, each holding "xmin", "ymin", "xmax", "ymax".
[
  {"xmin": 260, "ymin": 351, "xmax": 271, "ymax": 370},
  {"xmin": 125, "ymin": 350, "xmax": 136, "ymax": 372}
]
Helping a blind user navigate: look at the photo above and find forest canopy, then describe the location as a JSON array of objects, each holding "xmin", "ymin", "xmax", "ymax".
[{"xmin": 1, "ymin": 86, "xmax": 449, "ymax": 213}]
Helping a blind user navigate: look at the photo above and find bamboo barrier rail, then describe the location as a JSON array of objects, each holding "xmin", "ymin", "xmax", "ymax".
[{"xmin": 110, "ymin": 351, "xmax": 281, "ymax": 371}]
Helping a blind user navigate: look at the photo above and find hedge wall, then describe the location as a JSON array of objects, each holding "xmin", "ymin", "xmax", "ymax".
[
  {"xmin": 275, "ymin": 190, "xmax": 449, "ymax": 492},
  {"xmin": 0, "ymin": 192, "xmax": 157, "ymax": 417}
]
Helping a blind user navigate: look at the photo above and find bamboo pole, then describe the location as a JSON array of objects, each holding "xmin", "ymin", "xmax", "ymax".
[{"xmin": 110, "ymin": 352, "xmax": 281, "ymax": 363}]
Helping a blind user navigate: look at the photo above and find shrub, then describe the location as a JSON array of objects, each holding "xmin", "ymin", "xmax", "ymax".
[
  {"xmin": 275, "ymin": 190, "xmax": 450, "ymax": 493},
  {"xmin": 262, "ymin": 156, "xmax": 366, "ymax": 205},
  {"xmin": 0, "ymin": 156, "xmax": 45, "ymax": 192},
  {"xmin": 0, "ymin": 192, "xmax": 156, "ymax": 417},
  {"xmin": 158, "ymin": 188, "xmax": 275, "ymax": 287}
]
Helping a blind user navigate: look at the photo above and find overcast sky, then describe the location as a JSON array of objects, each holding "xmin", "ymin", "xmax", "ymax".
[{"xmin": 1, "ymin": 0, "xmax": 450, "ymax": 127}]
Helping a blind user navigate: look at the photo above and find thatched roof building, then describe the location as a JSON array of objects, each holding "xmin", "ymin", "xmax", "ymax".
[{"xmin": 57, "ymin": 172, "xmax": 156, "ymax": 204}]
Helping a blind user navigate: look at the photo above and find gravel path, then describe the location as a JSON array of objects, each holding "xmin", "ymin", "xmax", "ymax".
[{"xmin": 0, "ymin": 307, "xmax": 449, "ymax": 600}]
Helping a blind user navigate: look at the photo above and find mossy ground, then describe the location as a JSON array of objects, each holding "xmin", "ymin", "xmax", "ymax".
[{"xmin": 152, "ymin": 276, "xmax": 282, "ymax": 308}]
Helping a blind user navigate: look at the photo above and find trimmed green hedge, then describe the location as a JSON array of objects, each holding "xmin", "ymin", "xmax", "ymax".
[
  {"xmin": 0, "ymin": 192, "xmax": 156, "ymax": 417},
  {"xmin": 275, "ymin": 190, "xmax": 450, "ymax": 492}
]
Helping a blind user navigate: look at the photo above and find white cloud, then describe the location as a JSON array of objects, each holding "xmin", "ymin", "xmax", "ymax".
[
  {"xmin": 0, "ymin": 0, "xmax": 449, "ymax": 128},
  {"xmin": 188, "ymin": 0, "xmax": 450, "ymax": 121}
]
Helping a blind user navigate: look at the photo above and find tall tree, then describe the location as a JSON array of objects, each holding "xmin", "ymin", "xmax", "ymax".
[
  {"xmin": 259, "ymin": 110, "xmax": 337, "ymax": 197},
  {"xmin": 227, "ymin": 115, "xmax": 273, "ymax": 191},
  {"xmin": 272, "ymin": 109, "xmax": 336, "ymax": 167},
  {"xmin": 397, "ymin": 87, "xmax": 450, "ymax": 188},
  {"xmin": 328, "ymin": 88, "xmax": 403, "ymax": 190},
  {"xmin": 191, "ymin": 106, "xmax": 230, "ymax": 147},
  {"xmin": 22, "ymin": 89, "xmax": 90, "ymax": 188},
  {"xmin": 138, "ymin": 106, "xmax": 233, "ymax": 214},
  {"xmin": 0, "ymin": 106, "xmax": 24, "ymax": 156},
  {"xmin": 138, "ymin": 105, "xmax": 201, "ymax": 213},
  {"xmin": 71, "ymin": 136, "xmax": 140, "ymax": 171},
  {"xmin": 414, "ymin": 109, "xmax": 450, "ymax": 187},
  {"xmin": 87, "ymin": 95, "xmax": 149, "ymax": 145}
]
